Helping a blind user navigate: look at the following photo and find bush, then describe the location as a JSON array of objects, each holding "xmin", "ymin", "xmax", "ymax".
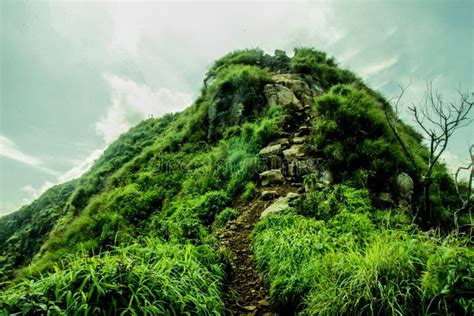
[
  {"xmin": 241, "ymin": 182, "xmax": 257, "ymax": 202},
  {"xmin": 194, "ymin": 190, "xmax": 230, "ymax": 225},
  {"xmin": 310, "ymin": 85, "xmax": 419, "ymax": 195},
  {"xmin": 290, "ymin": 48, "xmax": 357, "ymax": 88},
  {"xmin": 296, "ymin": 184, "xmax": 372, "ymax": 220},
  {"xmin": 421, "ymin": 243, "xmax": 474, "ymax": 314}
]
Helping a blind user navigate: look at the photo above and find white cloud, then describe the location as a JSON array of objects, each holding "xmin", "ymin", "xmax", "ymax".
[
  {"xmin": 21, "ymin": 181, "xmax": 55, "ymax": 201},
  {"xmin": 96, "ymin": 74, "xmax": 192, "ymax": 144},
  {"xmin": 0, "ymin": 135, "xmax": 41, "ymax": 167},
  {"xmin": 359, "ymin": 55, "xmax": 400, "ymax": 78},
  {"xmin": 0, "ymin": 135, "xmax": 59, "ymax": 176},
  {"xmin": 441, "ymin": 149, "xmax": 471, "ymax": 181},
  {"xmin": 58, "ymin": 148, "xmax": 105, "ymax": 183}
]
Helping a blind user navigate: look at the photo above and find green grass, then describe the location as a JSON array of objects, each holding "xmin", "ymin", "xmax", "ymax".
[
  {"xmin": 252, "ymin": 186, "xmax": 474, "ymax": 315},
  {"xmin": 1, "ymin": 238, "xmax": 225, "ymax": 315}
]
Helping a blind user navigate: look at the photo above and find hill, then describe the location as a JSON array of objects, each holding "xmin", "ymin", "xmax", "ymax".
[{"xmin": 0, "ymin": 48, "xmax": 472, "ymax": 315}]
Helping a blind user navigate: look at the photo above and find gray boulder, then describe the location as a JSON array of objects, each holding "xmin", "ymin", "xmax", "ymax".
[
  {"xmin": 261, "ymin": 192, "xmax": 300, "ymax": 218},
  {"xmin": 259, "ymin": 169, "xmax": 284, "ymax": 186},
  {"xmin": 264, "ymin": 84, "xmax": 303, "ymax": 112},
  {"xmin": 396, "ymin": 172, "xmax": 414, "ymax": 208}
]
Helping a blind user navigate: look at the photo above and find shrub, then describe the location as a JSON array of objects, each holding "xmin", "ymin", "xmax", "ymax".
[
  {"xmin": 194, "ymin": 190, "xmax": 230, "ymax": 225},
  {"xmin": 421, "ymin": 243, "xmax": 474, "ymax": 314},
  {"xmin": 214, "ymin": 208, "xmax": 239, "ymax": 229},
  {"xmin": 296, "ymin": 184, "xmax": 372, "ymax": 220},
  {"xmin": 310, "ymin": 85, "xmax": 419, "ymax": 195},
  {"xmin": 290, "ymin": 48, "xmax": 357, "ymax": 88},
  {"xmin": 241, "ymin": 182, "xmax": 257, "ymax": 202}
]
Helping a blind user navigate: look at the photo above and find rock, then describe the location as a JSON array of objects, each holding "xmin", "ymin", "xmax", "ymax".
[
  {"xmin": 320, "ymin": 170, "xmax": 333, "ymax": 186},
  {"xmin": 286, "ymin": 161, "xmax": 299, "ymax": 178},
  {"xmin": 283, "ymin": 145, "xmax": 306, "ymax": 160},
  {"xmin": 271, "ymin": 74, "xmax": 314, "ymax": 106},
  {"xmin": 292, "ymin": 137, "xmax": 306, "ymax": 144},
  {"xmin": 258, "ymin": 299, "xmax": 271, "ymax": 307},
  {"xmin": 259, "ymin": 144, "xmax": 281, "ymax": 157},
  {"xmin": 264, "ymin": 84, "xmax": 303, "ymax": 112},
  {"xmin": 298, "ymin": 158, "xmax": 319, "ymax": 176},
  {"xmin": 378, "ymin": 192, "xmax": 395, "ymax": 207},
  {"xmin": 261, "ymin": 190, "xmax": 279, "ymax": 200},
  {"xmin": 303, "ymin": 169, "xmax": 333, "ymax": 191},
  {"xmin": 396, "ymin": 172, "xmax": 414, "ymax": 208},
  {"xmin": 259, "ymin": 170, "xmax": 284, "ymax": 186},
  {"xmin": 297, "ymin": 125, "xmax": 310, "ymax": 135},
  {"xmin": 261, "ymin": 192, "xmax": 300, "ymax": 218},
  {"xmin": 268, "ymin": 138, "xmax": 290, "ymax": 148}
]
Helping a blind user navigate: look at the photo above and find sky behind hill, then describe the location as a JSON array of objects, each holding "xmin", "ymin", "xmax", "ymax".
[{"xmin": 1, "ymin": 0, "xmax": 473, "ymax": 215}]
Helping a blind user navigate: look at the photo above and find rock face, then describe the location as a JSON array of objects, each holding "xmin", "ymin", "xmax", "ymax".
[
  {"xmin": 261, "ymin": 192, "xmax": 300, "ymax": 218},
  {"xmin": 207, "ymin": 79, "xmax": 268, "ymax": 140},
  {"xmin": 264, "ymin": 84, "xmax": 303, "ymax": 112},
  {"xmin": 271, "ymin": 74, "xmax": 315, "ymax": 106},
  {"xmin": 292, "ymin": 137, "xmax": 306, "ymax": 144},
  {"xmin": 259, "ymin": 170, "xmax": 284, "ymax": 186}
]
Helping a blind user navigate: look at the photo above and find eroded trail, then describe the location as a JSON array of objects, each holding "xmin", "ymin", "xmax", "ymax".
[{"xmin": 218, "ymin": 74, "xmax": 317, "ymax": 315}]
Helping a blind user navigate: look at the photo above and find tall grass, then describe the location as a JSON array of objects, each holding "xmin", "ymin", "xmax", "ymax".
[
  {"xmin": 252, "ymin": 186, "xmax": 474, "ymax": 315},
  {"xmin": 1, "ymin": 238, "xmax": 225, "ymax": 315}
]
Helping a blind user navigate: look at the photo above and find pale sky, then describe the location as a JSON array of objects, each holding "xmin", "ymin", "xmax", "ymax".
[{"xmin": 1, "ymin": 0, "xmax": 473, "ymax": 215}]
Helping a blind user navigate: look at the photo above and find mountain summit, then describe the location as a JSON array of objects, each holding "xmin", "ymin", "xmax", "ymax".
[{"xmin": 1, "ymin": 48, "xmax": 472, "ymax": 315}]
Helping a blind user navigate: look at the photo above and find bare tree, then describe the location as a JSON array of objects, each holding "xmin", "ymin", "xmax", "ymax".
[
  {"xmin": 385, "ymin": 82, "xmax": 473, "ymax": 223},
  {"xmin": 454, "ymin": 145, "xmax": 473, "ymax": 231}
]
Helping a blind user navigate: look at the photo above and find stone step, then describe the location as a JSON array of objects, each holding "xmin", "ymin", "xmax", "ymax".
[
  {"xmin": 292, "ymin": 137, "xmax": 306, "ymax": 144},
  {"xmin": 258, "ymin": 144, "xmax": 282, "ymax": 157},
  {"xmin": 260, "ymin": 192, "xmax": 300, "ymax": 218},
  {"xmin": 259, "ymin": 169, "xmax": 284, "ymax": 186},
  {"xmin": 283, "ymin": 144, "xmax": 306, "ymax": 160},
  {"xmin": 261, "ymin": 190, "xmax": 279, "ymax": 200}
]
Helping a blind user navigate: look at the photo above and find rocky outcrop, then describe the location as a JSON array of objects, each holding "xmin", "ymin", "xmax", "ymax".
[
  {"xmin": 264, "ymin": 84, "xmax": 303, "ymax": 112},
  {"xmin": 271, "ymin": 74, "xmax": 315, "ymax": 106}
]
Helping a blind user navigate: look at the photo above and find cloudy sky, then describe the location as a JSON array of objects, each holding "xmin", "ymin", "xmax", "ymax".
[{"xmin": 1, "ymin": 0, "xmax": 473, "ymax": 215}]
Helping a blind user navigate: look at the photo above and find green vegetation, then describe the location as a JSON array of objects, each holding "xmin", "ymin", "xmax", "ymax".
[
  {"xmin": 252, "ymin": 185, "xmax": 473, "ymax": 314},
  {"xmin": 0, "ymin": 181, "xmax": 77, "ymax": 283},
  {"xmin": 1, "ymin": 48, "xmax": 471, "ymax": 314},
  {"xmin": 1, "ymin": 238, "xmax": 225, "ymax": 314},
  {"xmin": 214, "ymin": 208, "xmax": 239, "ymax": 229}
]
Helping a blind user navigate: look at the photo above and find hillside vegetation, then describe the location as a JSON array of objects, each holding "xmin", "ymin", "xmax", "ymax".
[{"xmin": 1, "ymin": 48, "xmax": 472, "ymax": 315}]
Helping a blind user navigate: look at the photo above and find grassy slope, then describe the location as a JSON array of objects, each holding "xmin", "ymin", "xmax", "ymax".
[{"xmin": 1, "ymin": 48, "xmax": 471, "ymax": 315}]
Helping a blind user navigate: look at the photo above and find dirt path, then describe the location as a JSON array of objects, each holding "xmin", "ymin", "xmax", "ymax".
[
  {"xmin": 218, "ymin": 76, "xmax": 315, "ymax": 315},
  {"xmin": 218, "ymin": 185, "xmax": 297, "ymax": 315}
]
